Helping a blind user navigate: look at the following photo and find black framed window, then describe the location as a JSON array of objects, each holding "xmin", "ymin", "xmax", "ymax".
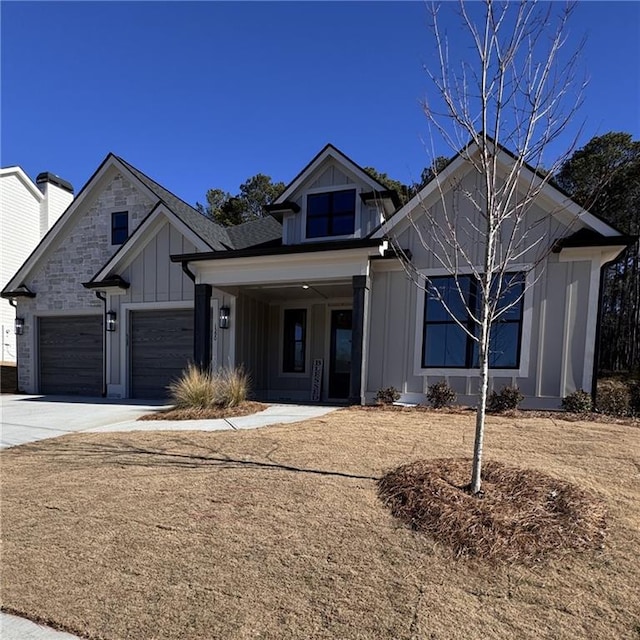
[
  {"xmin": 283, "ymin": 309, "xmax": 307, "ymax": 373},
  {"xmin": 306, "ymin": 189, "xmax": 356, "ymax": 238},
  {"xmin": 422, "ymin": 273, "xmax": 524, "ymax": 369},
  {"xmin": 111, "ymin": 211, "xmax": 129, "ymax": 245}
]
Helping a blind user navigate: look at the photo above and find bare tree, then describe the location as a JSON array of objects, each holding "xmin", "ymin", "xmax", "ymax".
[{"xmin": 396, "ymin": 0, "xmax": 585, "ymax": 493}]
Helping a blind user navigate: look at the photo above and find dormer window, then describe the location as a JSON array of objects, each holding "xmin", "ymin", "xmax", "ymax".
[{"xmin": 306, "ymin": 189, "xmax": 355, "ymax": 238}]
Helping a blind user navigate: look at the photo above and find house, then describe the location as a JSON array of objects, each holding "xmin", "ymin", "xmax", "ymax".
[
  {"xmin": 2, "ymin": 142, "xmax": 634, "ymax": 407},
  {"xmin": 0, "ymin": 167, "xmax": 73, "ymax": 363}
]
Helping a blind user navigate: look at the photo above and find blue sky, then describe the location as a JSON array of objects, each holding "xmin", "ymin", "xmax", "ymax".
[{"xmin": 2, "ymin": 1, "xmax": 639, "ymax": 207}]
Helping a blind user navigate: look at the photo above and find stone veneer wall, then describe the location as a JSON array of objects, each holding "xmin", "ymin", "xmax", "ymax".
[{"xmin": 16, "ymin": 172, "xmax": 154, "ymax": 392}]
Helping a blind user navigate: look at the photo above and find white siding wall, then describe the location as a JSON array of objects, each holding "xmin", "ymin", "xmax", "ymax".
[{"xmin": 1, "ymin": 172, "xmax": 42, "ymax": 362}]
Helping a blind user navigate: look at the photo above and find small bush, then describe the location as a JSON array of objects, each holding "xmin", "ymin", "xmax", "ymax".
[
  {"xmin": 596, "ymin": 379, "xmax": 631, "ymax": 417},
  {"xmin": 375, "ymin": 387, "xmax": 400, "ymax": 405},
  {"xmin": 168, "ymin": 364, "xmax": 250, "ymax": 409},
  {"xmin": 487, "ymin": 385, "xmax": 524, "ymax": 413},
  {"xmin": 562, "ymin": 389, "xmax": 593, "ymax": 414},
  {"xmin": 630, "ymin": 382, "xmax": 640, "ymax": 417},
  {"xmin": 427, "ymin": 381, "xmax": 457, "ymax": 408}
]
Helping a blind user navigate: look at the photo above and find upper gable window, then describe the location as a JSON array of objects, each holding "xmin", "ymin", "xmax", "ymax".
[
  {"xmin": 111, "ymin": 211, "xmax": 128, "ymax": 245},
  {"xmin": 306, "ymin": 189, "xmax": 355, "ymax": 238}
]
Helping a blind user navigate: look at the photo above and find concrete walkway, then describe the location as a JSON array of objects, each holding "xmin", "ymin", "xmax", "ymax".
[{"xmin": 0, "ymin": 395, "xmax": 339, "ymax": 639}]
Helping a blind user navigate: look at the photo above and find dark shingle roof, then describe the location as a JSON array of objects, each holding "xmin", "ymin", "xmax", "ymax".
[
  {"xmin": 225, "ymin": 216, "xmax": 283, "ymax": 250},
  {"xmin": 116, "ymin": 156, "xmax": 232, "ymax": 251}
]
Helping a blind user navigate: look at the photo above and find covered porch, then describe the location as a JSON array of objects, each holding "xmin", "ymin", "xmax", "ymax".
[{"xmin": 172, "ymin": 239, "xmax": 388, "ymax": 404}]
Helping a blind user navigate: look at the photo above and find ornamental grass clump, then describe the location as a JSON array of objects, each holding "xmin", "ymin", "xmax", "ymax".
[{"xmin": 168, "ymin": 364, "xmax": 250, "ymax": 409}]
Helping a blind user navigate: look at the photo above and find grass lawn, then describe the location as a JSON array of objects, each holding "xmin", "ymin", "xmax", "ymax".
[{"xmin": 1, "ymin": 408, "xmax": 639, "ymax": 639}]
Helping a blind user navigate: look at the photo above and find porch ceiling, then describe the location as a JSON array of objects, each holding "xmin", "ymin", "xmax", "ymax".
[{"xmin": 241, "ymin": 281, "xmax": 353, "ymax": 303}]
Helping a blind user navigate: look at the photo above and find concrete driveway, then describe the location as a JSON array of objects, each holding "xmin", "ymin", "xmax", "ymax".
[
  {"xmin": 0, "ymin": 394, "xmax": 167, "ymax": 449},
  {"xmin": 1, "ymin": 394, "xmax": 339, "ymax": 638},
  {"xmin": 1, "ymin": 395, "xmax": 339, "ymax": 449}
]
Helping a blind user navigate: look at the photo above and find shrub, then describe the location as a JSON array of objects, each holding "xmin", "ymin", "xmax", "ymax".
[
  {"xmin": 487, "ymin": 385, "xmax": 524, "ymax": 413},
  {"xmin": 427, "ymin": 381, "xmax": 457, "ymax": 408},
  {"xmin": 628, "ymin": 381, "xmax": 640, "ymax": 417},
  {"xmin": 168, "ymin": 364, "xmax": 250, "ymax": 409},
  {"xmin": 596, "ymin": 379, "xmax": 631, "ymax": 417},
  {"xmin": 562, "ymin": 389, "xmax": 593, "ymax": 414},
  {"xmin": 375, "ymin": 387, "xmax": 400, "ymax": 405}
]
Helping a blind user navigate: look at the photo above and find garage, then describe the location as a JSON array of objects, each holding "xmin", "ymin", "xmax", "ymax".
[
  {"xmin": 130, "ymin": 308, "xmax": 193, "ymax": 398},
  {"xmin": 39, "ymin": 315, "xmax": 103, "ymax": 396}
]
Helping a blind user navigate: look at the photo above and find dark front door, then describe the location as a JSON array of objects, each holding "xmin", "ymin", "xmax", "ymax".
[{"xmin": 329, "ymin": 309, "xmax": 352, "ymax": 399}]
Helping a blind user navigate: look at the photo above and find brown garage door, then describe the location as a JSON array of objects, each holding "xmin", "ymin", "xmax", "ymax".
[
  {"xmin": 130, "ymin": 309, "xmax": 193, "ymax": 398},
  {"xmin": 39, "ymin": 315, "xmax": 103, "ymax": 396}
]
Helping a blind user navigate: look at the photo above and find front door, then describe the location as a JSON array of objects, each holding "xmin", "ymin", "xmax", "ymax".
[{"xmin": 329, "ymin": 309, "xmax": 352, "ymax": 399}]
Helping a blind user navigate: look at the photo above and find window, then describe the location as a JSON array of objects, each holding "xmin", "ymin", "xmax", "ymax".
[
  {"xmin": 111, "ymin": 211, "xmax": 128, "ymax": 245},
  {"xmin": 306, "ymin": 189, "xmax": 356, "ymax": 238},
  {"xmin": 422, "ymin": 273, "xmax": 524, "ymax": 369},
  {"xmin": 283, "ymin": 309, "xmax": 307, "ymax": 373}
]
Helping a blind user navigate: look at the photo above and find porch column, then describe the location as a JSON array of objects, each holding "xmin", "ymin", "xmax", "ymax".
[
  {"xmin": 194, "ymin": 283, "xmax": 212, "ymax": 370},
  {"xmin": 350, "ymin": 274, "xmax": 369, "ymax": 405}
]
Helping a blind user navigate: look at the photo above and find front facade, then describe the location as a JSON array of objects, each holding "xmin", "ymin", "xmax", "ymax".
[{"xmin": 3, "ymin": 143, "xmax": 633, "ymax": 407}]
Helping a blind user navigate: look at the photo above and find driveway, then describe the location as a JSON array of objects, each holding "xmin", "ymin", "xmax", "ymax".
[
  {"xmin": 1, "ymin": 395, "xmax": 340, "ymax": 449},
  {"xmin": 1, "ymin": 394, "xmax": 339, "ymax": 638},
  {"xmin": 0, "ymin": 395, "xmax": 167, "ymax": 449}
]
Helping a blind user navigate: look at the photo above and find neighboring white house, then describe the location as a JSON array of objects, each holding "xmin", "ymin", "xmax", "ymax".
[{"xmin": 0, "ymin": 168, "xmax": 73, "ymax": 362}]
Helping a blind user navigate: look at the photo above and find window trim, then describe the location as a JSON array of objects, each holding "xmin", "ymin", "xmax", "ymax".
[
  {"xmin": 302, "ymin": 185, "xmax": 360, "ymax": 242},
  {"xmin": 111, "ymin": 211, "xmax": 129, "ymax": 245},
  {"xmin": 280, "ymin": 306, "xmax": 310, "ymax": 377},
  {"xmin": 414, "ymin": 266, "xmax": 533, "ymax": 378}
]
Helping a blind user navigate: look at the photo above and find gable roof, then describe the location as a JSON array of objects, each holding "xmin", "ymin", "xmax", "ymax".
[
  {"xmin": 274, "ymin": 143, "xmax": 392, "ymax": 204},
  {"xmin": 373, "ymin": 138, "xmax": 625, "ymax": 240},
  {"xmin": 115, "ymin": 156, "xmax": 232, "ymax": 251}
]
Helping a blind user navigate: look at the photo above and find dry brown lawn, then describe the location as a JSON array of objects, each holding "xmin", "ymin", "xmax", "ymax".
[{"xmin": 1, "ymin": 408, "xmax": 639, "ymax": 640}]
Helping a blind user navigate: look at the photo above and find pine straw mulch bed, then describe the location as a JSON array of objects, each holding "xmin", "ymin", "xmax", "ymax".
[
  {"xmin": 137, "ymin": 401, "xmax": 267, "ymax": 421},
  {"xmin": 378, "ymin": 458, "xmax": 607, "ymax": 564},
  {"xmin": 362, "ymin": 403, "xmax": 640, "ymax": 427}
]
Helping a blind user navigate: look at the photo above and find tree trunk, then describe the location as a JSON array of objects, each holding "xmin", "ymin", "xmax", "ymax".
[{"xmin": 471, "ymin": 300, "xmax": 491, "ymax": 494}]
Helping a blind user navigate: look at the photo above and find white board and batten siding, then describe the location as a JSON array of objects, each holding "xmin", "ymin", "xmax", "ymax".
[{"xmin": 366, "ymin": 174, "xmax": 602, "ymax": 408}]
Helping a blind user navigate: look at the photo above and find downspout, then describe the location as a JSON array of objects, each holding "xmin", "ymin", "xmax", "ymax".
[
  {"xmin": 8, "ymin": 299, "xmax": 19, "ymax": 393},
  {"xmin": 591, "ymin": 258, "xmax": 616, "ymax": 408},
  {"xmin": 94, "ymin": 291, "xmax": 108, "ymax": 398},
  {"xmin": 181, "ymin": 261, "xmax": 196, "ymax": 282}
]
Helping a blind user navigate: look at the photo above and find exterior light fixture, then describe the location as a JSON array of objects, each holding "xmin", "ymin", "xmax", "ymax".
[
  {"xmin": 219, "ymin": 306, "xmax": 230, "ymax": 329},
  {"xmin": 106, "ymin": 310, "xmax": 117, "ymax": 332},
  {"xmin": 14, "ymin": 317, "xmax": 24, "ymax": 335},
  {"xmin": 302, "ymin": 284, "xmax": 310, "ymax": 290}
]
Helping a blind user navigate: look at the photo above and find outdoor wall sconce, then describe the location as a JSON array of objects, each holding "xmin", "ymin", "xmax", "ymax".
[
  {"xmin": 14, "ymin": 317, "xmax": 24, "ymax": 335},
  {"xmin": 106, "ymin": 310, "xmax": 117, "ymax": 332},
  {"xmin": 219, "ymin": 306, "xmax": 230, "ymax": 329}
]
